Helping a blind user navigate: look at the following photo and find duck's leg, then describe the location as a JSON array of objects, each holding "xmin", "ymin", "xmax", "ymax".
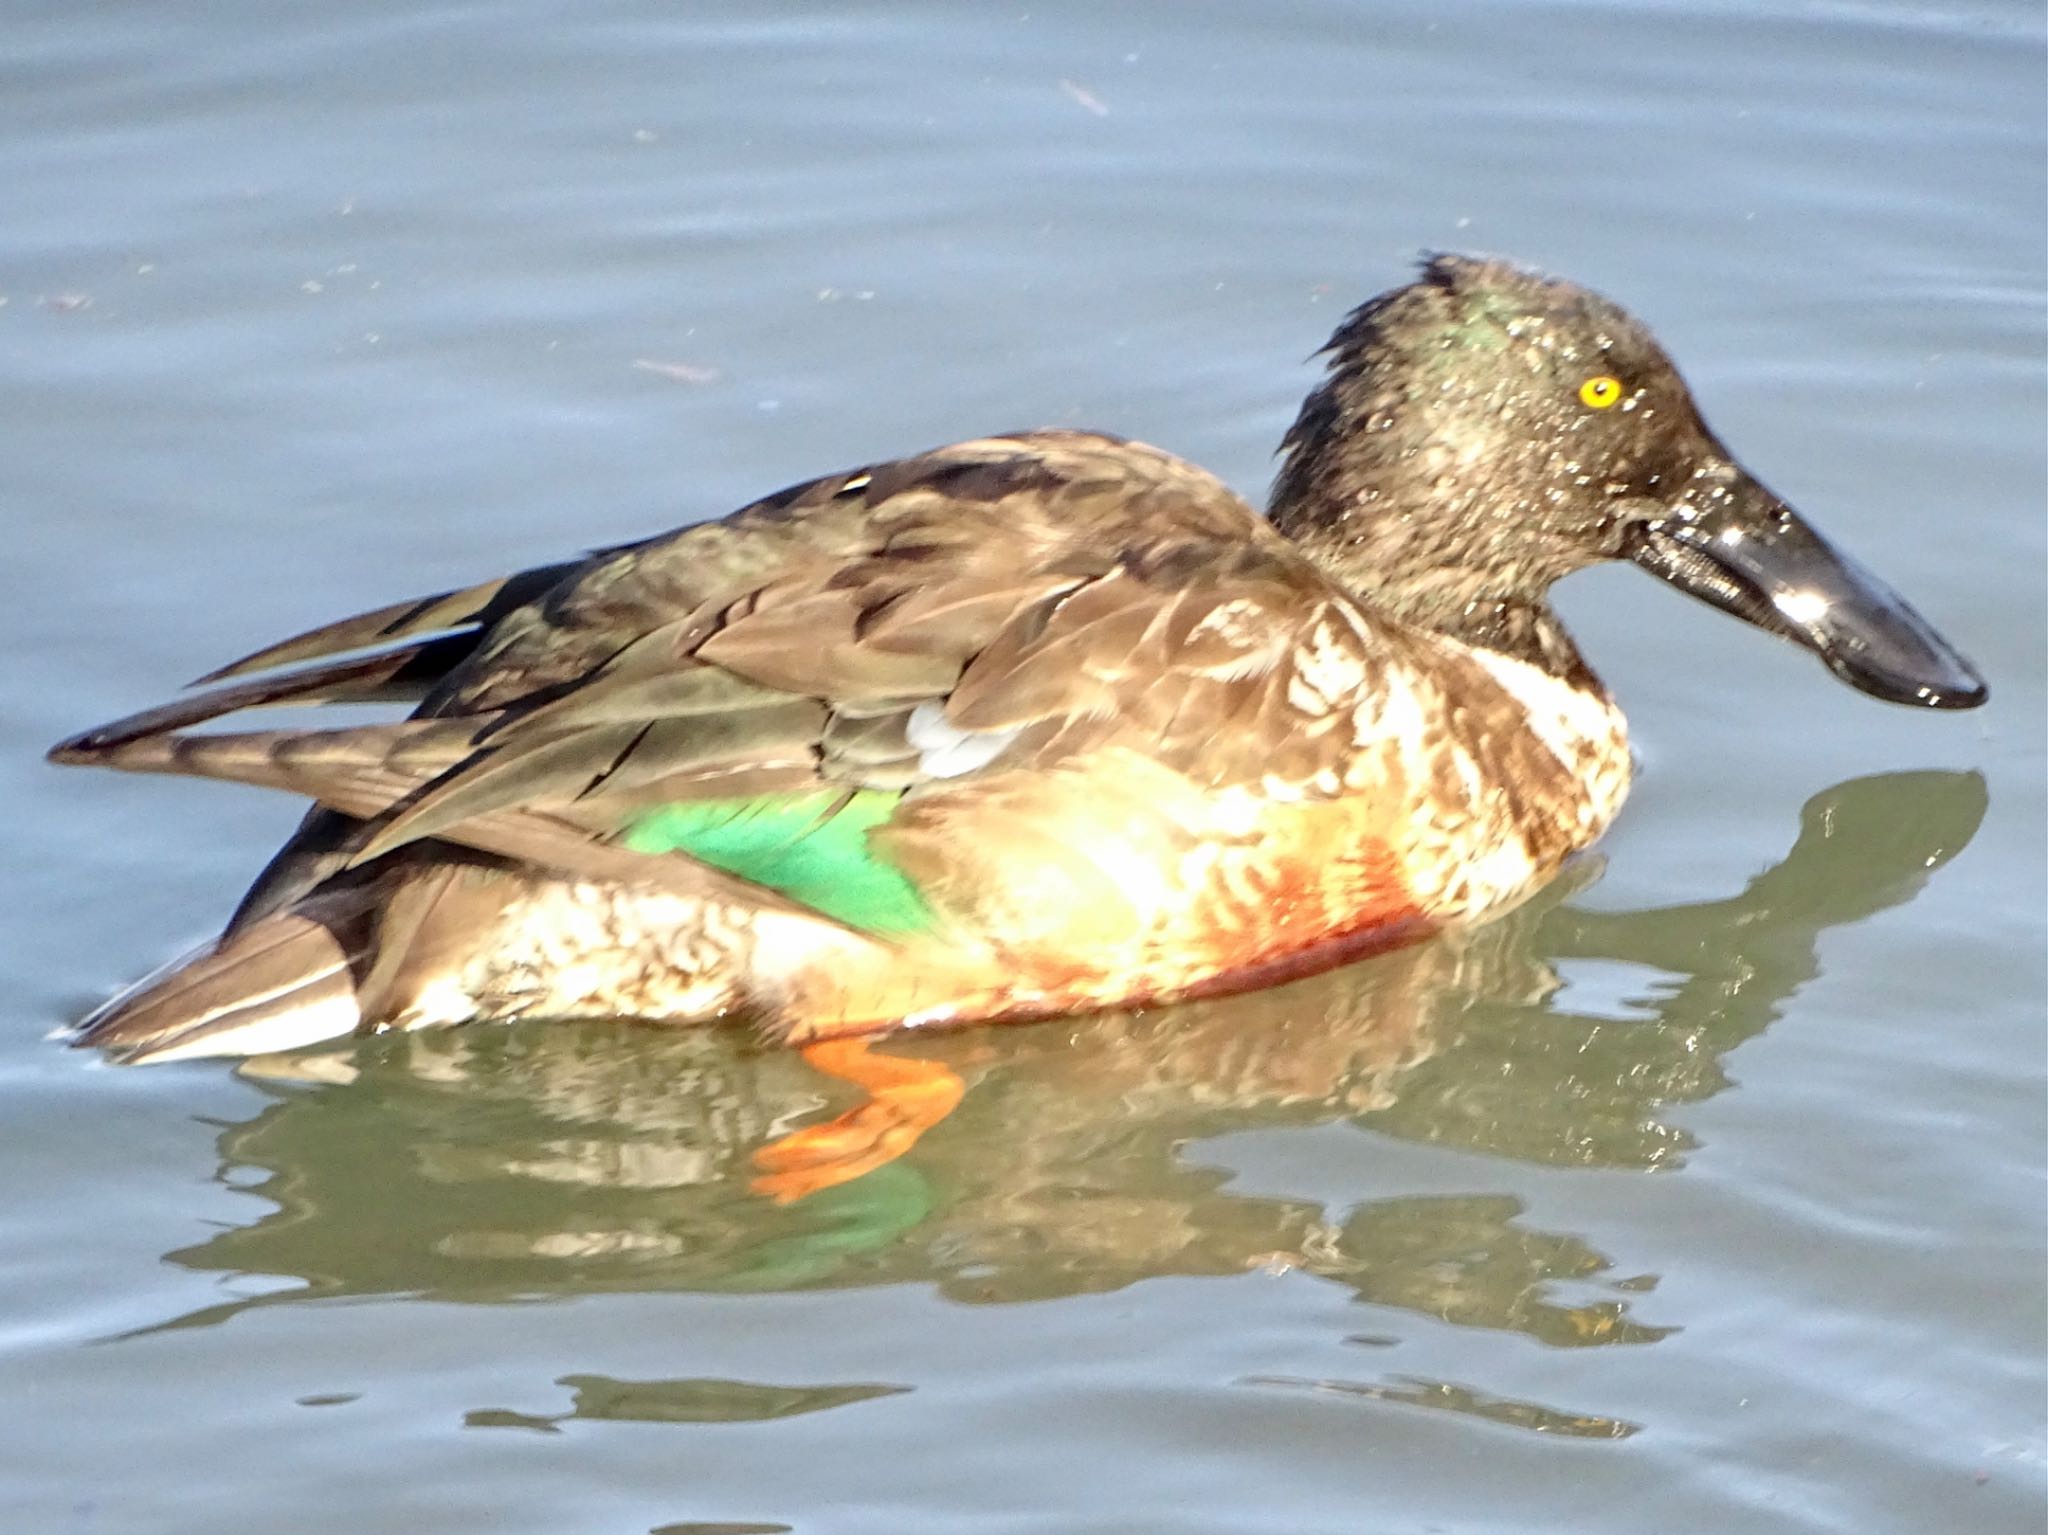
[{"xmin": 750, "ymin": 1037, "xmax": 965, "ymax": 1205}]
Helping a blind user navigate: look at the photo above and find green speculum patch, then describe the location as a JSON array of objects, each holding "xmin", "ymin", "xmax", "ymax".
[{"xmin": 620, "ymin": 790, "xmax": 933, "ymax": 935}]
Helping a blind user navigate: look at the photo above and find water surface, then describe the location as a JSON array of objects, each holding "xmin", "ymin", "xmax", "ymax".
[{"xmin": 4, "ymin": 3, "xmax": 2042, "ymax": 1532}]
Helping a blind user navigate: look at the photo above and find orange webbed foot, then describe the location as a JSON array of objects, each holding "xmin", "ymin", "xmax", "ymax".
[{"xmin": 750, "ymin": 1037, "xmax": 966, "ymax": 1205}]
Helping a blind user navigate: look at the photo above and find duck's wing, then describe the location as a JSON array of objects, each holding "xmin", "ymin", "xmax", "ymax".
[{"xmin": 51, "ymin": 431, "xmax": 1400, "ymax": 933}]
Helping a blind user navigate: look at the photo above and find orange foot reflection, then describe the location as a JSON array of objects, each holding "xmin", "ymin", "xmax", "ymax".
[{"xmin": 750, "ymin": 1038, "xmax": 965, "ymax": 1205}]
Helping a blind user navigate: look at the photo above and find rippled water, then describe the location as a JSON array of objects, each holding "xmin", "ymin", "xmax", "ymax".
[{"xmin": 5, "ymin": 3, "xmax": 2042, "ymax": 1532}]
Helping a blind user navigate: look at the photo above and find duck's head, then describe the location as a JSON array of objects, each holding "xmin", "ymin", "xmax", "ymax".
[{"xmin": 1272, "ymin": 254, "xmax": 1986, "ymax": 709}]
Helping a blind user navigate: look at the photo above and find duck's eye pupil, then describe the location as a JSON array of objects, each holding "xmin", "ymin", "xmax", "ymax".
[{"xmin": 1579, "ymin": 375, "xmax": 1624, "ymax": 410}]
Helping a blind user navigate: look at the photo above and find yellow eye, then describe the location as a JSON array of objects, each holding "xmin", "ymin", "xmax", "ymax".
[{"xmin": 1579, "ymin": 375, "xmax": 1625, "ymax": 409}]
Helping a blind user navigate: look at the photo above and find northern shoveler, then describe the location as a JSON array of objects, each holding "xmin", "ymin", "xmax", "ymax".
[{"xmin": 52, "ymin": 255, "xmax": 1987, "ymax": 1071}]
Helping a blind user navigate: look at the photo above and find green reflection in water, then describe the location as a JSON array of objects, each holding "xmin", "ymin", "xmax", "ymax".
[
  {"xmin": 465, "ymin": 1375, "xmax": 909, "ymax": 1432},
  {"xmin": 142, "ymin": 772, "xmax": 1983, "ymax": 1425}
]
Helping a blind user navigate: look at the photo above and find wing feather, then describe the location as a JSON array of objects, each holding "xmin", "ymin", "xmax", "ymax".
[{"xmin": 53, "ymin": 431, "xmax": 1405, "ymax": 934}]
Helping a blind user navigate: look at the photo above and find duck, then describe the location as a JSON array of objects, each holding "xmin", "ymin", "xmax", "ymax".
[{"xmin": 51, "ymin": 254, "xmax": 1987, "ymax": 1070}]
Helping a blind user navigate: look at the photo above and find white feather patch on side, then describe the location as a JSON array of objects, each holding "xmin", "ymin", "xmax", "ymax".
[{"xmin": 906, "ymin": 701, "xmax": 1024, "ymax": 778}]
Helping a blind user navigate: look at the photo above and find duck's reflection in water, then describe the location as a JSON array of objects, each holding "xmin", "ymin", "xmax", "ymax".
[{"xmin": 157, "ymin": 771, "xmax": 1983, "ymax": 1431}]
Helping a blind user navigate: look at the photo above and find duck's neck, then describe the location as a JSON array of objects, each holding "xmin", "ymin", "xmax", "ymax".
[{"xmin": 1269, "ymin": 368, "xmax": 1600, "ymax": 690}]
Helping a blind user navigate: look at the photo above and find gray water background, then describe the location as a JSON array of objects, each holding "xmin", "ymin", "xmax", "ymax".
[{"xmin": 2, "ymin": 2, "xmax": 2042, "ymax": 1532}]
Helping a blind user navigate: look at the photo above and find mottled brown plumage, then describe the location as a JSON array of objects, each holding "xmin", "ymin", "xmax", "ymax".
[{"xmin": 50, "ymin": 255, "xmax": 1985, "ymax": 1065}]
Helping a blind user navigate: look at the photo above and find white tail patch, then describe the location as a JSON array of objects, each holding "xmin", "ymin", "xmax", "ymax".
[
  {"xmin": 133, "ymin": 990, "xmax": 361, "ymax": 1063},
  {"xmin": 71, "ymin": 911, "xmax": 366, "ymax": 1065}
]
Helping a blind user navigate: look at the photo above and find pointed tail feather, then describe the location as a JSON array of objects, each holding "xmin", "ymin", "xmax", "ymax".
[
  {"xmin": 191, "ymin": 559, "xmax": 586, "ymax": 684},
  {"xmin": 73, "ymin": 907, "xmax": 366, "ymax": 1064}
]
